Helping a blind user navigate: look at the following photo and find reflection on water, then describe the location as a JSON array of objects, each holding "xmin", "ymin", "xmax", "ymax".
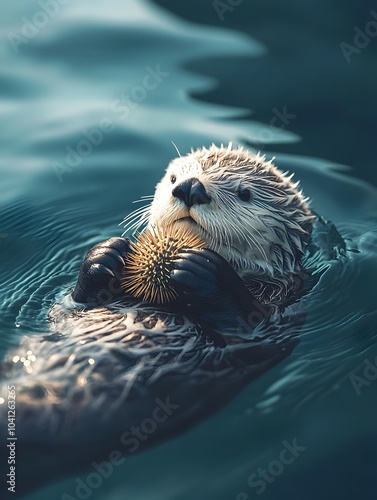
[{"xmin": 0, "ymin": 0, "xmax": 376, "ymax": 499}]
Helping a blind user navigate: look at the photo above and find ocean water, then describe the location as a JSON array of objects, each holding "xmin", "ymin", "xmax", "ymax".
[{"xmin": 0, "ymin": 1, "xmax": 377, "ymax": 499}]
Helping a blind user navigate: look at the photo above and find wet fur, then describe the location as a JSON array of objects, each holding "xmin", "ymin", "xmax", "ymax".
[
  {"xmin": 128, "ymin": 144, "xmax": 314, "ymax": 304},
  {"xmin": 0, "ymin": 145, "xmax": 319, "ymax": 492},
  {"xmin": 0, "ymin": 298, "xmax": 299, "ymax": 492}
]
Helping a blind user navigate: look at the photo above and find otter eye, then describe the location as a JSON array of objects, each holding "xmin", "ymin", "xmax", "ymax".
[
  {"xmin": 170, "ymin": 174, "xmax": 176, "ymax": 184},
  {"xmin": 238, "ymin": 188, "xmax": 251, "ymax": 201}
]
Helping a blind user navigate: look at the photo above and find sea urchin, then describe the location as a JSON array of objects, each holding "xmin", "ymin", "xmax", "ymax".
[{"xmin": 122, "ymin": 225, "xmax": 206, "ymax": 304}]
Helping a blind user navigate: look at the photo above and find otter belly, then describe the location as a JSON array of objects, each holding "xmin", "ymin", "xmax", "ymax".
[
  {"xmin": 0, "ymin": 217, "xmax": 341, "ymax": 493},
  {"xmin": 0, "ymin": 297, "xmax": 300, "ymax": 493}
]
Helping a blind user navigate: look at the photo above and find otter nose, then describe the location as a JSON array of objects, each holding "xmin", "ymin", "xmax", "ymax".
[{"xmin": 172, "ymin": 178, "xmax": 211, "ymax": 208}]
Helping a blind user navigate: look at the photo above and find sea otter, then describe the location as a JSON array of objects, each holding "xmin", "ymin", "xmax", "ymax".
[
  {"xmin": 0, "ymin": 145, "xmax": 333, "ymax": 494},
  {"xmin": 72, "ymin": 144, "xmax": 315, "ymax": 330}
]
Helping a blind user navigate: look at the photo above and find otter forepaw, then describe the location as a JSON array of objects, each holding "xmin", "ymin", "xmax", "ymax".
[
  {"xmin": 326, "ymin": 221, "xmax": 347, "ymax": 259},
  {"xmin": 171, "ymin": 249, "xmax": 260, "ymax": 330},
  {"xmin": 72, "ymin": 237, "xmax": 131, "ymax": 304},
  {"xmin": 171, "ymin": 249, "xmax": 228, "ymax": 298}
]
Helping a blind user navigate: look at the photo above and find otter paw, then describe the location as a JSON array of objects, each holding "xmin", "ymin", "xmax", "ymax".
[
  {"xmin": 72, "ymin": 237, "xmax": 131, "ymax": 304},
  {"xmin": 171, "ymin": 249, "xmax": 230, "ymax": 295},
  {"xmin": 171, "ymin": 248, "xmax": 250, "ymax": 325},
  {"xmin": 326, "ymin": 221, "xmax": 347, "ymax": 259}
]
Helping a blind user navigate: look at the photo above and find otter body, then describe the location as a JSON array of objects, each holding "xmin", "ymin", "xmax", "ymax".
[
  {"xmin": 73, "ymin": 145, "xmax": 315, "ymax": 329},
  {"xmin": 0, "ymin": 297, "xmax": 300, "ymax": 492},
  {"xmin": 0, "ymin": 145, "xmax": 331, "ymax": 493}
]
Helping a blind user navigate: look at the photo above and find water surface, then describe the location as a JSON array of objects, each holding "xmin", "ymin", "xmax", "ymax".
[{"xmin": 0, "ymin": 1, "xmax": 376, "ymax": 499}]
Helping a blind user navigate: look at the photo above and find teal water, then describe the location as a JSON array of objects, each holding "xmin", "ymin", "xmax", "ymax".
[{"xmin": 1, "ymin": 1, "xmax": 377, "ymax": 499}]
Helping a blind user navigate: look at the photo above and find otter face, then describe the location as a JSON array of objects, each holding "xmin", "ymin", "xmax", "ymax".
[{"xmin": 147, "ymin": 145, "xmax": 314, "ymax": 281}]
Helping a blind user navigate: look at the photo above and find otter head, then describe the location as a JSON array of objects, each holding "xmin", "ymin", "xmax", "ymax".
[{"xmin": 146, "ymin": 144, "xmax": 314, "ymax": 301}]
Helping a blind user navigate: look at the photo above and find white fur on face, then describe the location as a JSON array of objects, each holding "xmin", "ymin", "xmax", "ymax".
[
  {"xmin": 109, "ymin": 144, "xmax": 314, "ymax": 307},
  {"xmin": 147, "ymin": 145, "xmax": 313, "ymax": 290},
  {"xmin": 149, "ymin": 160, "xmax": 274, "ymax": 272}
]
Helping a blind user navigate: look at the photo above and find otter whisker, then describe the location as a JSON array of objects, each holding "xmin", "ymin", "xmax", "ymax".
[
  {"xmin": 124, "ymin": 214, "xmax": 148, "ymax": 229},
  {"xmin": 120, "ymin": 204, "xmax": 152, "ymax": 225},
  {"xmin": 132, "ymin": 196, "xmax": 154, "ymax": 204},
  {"xmin": 121, "ymin": 208, "xmax": 151, "ymax": 234},
  {"xmin": 123, "ymin": 211, "xmax": 150, "ymax": 228},
  {"xmin": 122, "ymin": 214, "xmax": 151, "ymax": 236},
  {"xmin": 121, "ymin": 212, "xmax": 150, "ymax": 228},
  {"xmin": 124, "ymin": 202, "xmax": 152, "ymax": 215},
  {"xmin": 121, "ymin": 216, "xmax": 150, "ymax": 234},
  {"xmin": 171, "ymin": 141, "xmax": 182, "ymax": 158}
]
